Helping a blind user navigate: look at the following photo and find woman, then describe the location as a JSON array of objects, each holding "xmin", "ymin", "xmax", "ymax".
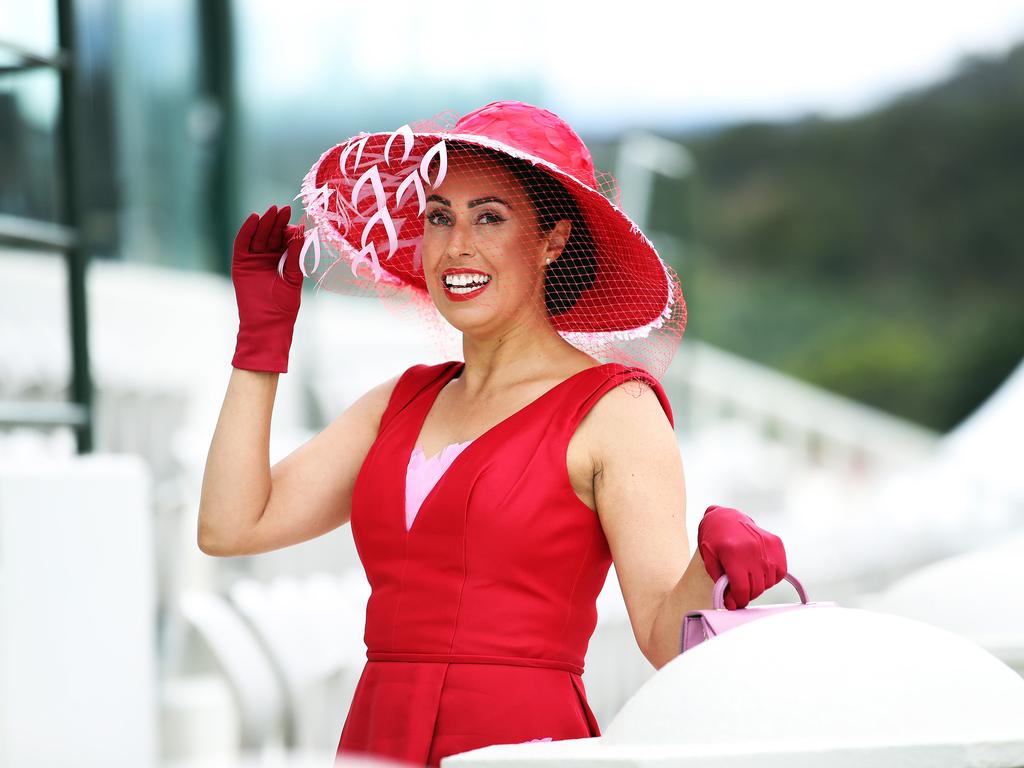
[{"xmin": 198, "ymin": 101, "xmax": 788, "ymax": 766}]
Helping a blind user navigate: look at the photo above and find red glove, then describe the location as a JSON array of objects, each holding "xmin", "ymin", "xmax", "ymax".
[
  {"xmin": 697, "ymin": 505, "xmax": 788, "ymax": 610},
  {"xmin": 230, "ymin": 204, "xmax": 305, "ymax": 373}
]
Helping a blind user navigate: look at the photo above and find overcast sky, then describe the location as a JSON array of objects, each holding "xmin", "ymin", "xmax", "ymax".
[
  {"xmin": 13, "ymin": 1, "xmax": 1024, "ymax": 133},
  {"xmin": 246, "ymin": 0, "xmax": 1024, "ymax": 132},
  {"xmin": 541, "ymin": 0, "xmax": 1024, "ymax": 128}
]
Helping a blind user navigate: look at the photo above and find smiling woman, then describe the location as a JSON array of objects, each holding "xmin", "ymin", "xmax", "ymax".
[{"xmin": 201, "ymin": 100, "xmax": 789, "ymax": 768}]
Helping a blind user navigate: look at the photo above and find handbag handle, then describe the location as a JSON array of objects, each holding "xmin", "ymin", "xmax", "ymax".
[{"xmin": 713, "ymin": 572, "xmax": 807, "ymax": 609}]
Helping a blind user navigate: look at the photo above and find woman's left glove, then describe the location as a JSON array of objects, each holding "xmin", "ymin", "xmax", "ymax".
[{"xmin": 697, "ymin": 504, "xmax": 788, "ymax": 610}]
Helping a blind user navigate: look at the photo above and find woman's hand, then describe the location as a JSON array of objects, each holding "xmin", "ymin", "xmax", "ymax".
[
  {"xmin": 697, "ymin": 504, "xmax": 787, "ymax": 610},
  {"xmin": 231, "ymin": 204, "xmax": 305, "ymax": 373}
]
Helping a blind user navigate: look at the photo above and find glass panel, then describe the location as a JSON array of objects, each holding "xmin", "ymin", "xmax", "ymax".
[
  {"xmin": 0, "ymin": 1, "xmax": 59, "ymax": 56},
  {"xmin": 0, "ymin": 67, "xmax": 62, "ymax": 223},
  {"xmin": 112, "ymin": 1, "xmax": 206, "ymax": 269}
]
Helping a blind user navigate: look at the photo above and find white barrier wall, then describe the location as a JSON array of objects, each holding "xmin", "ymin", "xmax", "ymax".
[
  {"xmin": 0, "ymin": 454, "xmax": 158, "ymax": 768},
  {"xmin": 447, "ymin": 608, "xmax": 1024, "ymax": 767}
]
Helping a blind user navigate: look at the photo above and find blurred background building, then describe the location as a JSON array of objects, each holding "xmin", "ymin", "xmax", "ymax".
[{"xmin": 2, "ymin": 1, "xmax": 1023, "ymax": 766}]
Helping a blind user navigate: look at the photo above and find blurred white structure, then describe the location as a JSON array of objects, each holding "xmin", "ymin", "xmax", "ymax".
[
  {"xmin": 161, "ymin": 674, "xmax": 239, "ymax": 765},
  {"xmin": 227, "ymin": 571, "xmax": 370, "ymax": 751},
  {"xmin": 447, "ymin": 608, "xmax": 1024, "ymax": 766},
  {"xmin": 169, "ymin": 568, "xmax": 373, "ymax": 761},
  {"xmin": 673, "ymin": 342, "xmax": 1024, "ymax": 604},
  {"xmin": 613, "ymin": 130, "xmax": 694, "ymax": 228},
  {"xmin": 938, "ymin": 357, "xmax": 1024, "ymax": 506},
  {"xmin": 178, "ymin": 589, "xmax": 286, "ymax": 749},
  {"xmin": 857, "ymin": 530, "xmax": 1024, "ymax": 676},
  {"xmin": 0, "ymin": 454, "xmax": 158, "ymax": 768}
]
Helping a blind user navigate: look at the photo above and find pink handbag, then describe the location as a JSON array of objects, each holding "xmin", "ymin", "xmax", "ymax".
[{"xmin": 680, "ymin": 572, "xmax": 839, "ymax": 653}]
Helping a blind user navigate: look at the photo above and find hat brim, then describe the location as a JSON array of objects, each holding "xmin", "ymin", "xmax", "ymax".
[{"xmin": 299, "ymin": 130, "xmax": 682, "ymax": 338}]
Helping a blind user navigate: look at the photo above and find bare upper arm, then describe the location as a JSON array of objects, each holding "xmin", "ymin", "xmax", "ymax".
[
  {"xmin": 587, "ymin": 378, "xmax": 688, "ymax": 662},
  {"xmin": 234, "ymin": 372, "xmax": 402, "ymax": 555}
]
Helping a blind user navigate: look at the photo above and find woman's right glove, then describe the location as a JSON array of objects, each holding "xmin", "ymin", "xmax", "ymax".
[{"xmin": 230, "ymin": 204, "xmax": 305, "ymax": 373}]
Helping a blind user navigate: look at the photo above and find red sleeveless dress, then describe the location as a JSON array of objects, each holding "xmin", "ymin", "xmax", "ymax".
[{"xmin": 336, "ymin": 360, "xmax": 674, "ymax": 766}]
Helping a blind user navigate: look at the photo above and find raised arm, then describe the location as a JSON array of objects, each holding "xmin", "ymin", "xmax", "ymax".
[
  {"xmin": 197, "ymin": 203, "xmax": 402, "ymax": 556},
  {"xmin": 198, "ymin": 370, "xmax": 399, "ymax": 556}
]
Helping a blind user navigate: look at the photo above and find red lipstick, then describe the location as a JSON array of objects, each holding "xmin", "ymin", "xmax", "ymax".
[{"xmin": 441, "ymin": 268, "xmax": 492, "ymax": 302}]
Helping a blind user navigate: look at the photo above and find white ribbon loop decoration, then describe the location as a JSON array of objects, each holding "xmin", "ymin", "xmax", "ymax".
[
  {"xmin": 384, "ymin": 124, "xmax": 414, "ymax": 167},
  {"xmin": 352, "ymin": 241, "xmax": 383, "ymax": 282},
  {"xmin": 339, "ymin": 134, "xmax": 370, "ymax": 178},
  {"xmin": 361, "ymin": 208, "xmax": 398, "ymax": 263},
  {"xmin": 419, "ymin": 139, "xmax": 448, "ymax": 188},
  {"xmin": 303, "ymin": 182, "xmax": 333, "ymax": 219},
  {"xmin": 351, "ymin": 165, "xmax": 388, "ymax": 214},
  {"xmin": 286, "ymin": 226, "xmax": 321, "ymax": 279},
  {"xmin": 396, "ymin": 171, "xmax": 426, "ymax": 215},
  {"xmin": 351, "ymin": 164, "xmax": 401, "ymax": 262}
]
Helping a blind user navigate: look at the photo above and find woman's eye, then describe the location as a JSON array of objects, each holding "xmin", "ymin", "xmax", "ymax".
[{"xmin": 426, "ymin": 210, "xmax": 504, "ymax": 226}]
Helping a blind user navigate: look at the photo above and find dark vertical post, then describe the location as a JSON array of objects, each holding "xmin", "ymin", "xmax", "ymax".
[{"xmin": 57, "ymin": 0, "xmax": 94, "ymax": 453}]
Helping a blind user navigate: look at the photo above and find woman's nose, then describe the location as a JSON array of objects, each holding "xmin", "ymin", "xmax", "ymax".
[{"xmin": 445, "ymin": 219, "xmax": 474, "ymax": 257}]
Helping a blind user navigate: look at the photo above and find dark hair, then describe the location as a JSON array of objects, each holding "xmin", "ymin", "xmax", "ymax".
[{"xmin": 452, "ymin": 143, "xmax": 598, "ymax": 316}]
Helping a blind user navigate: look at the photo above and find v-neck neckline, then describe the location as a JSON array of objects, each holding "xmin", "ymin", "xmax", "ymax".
[{"xmin": 401, "ymin": 360, "xmax": 616, "ymax": 533}]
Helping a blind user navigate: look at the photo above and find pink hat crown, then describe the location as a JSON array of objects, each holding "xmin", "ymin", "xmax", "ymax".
[{"xmin": 451, "ymin": 101, "xmax": 598, "ymax": 189}]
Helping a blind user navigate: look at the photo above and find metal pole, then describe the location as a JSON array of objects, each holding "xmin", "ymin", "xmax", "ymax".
[{"xmin": 57, "ymin": 0, "xmax": 95, "ymax": 453}]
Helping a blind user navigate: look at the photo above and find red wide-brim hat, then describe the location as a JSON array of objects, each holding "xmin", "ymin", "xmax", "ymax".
[{"xmin": 293, "ymin": 101, "xmax": 686, "ymax": 372}]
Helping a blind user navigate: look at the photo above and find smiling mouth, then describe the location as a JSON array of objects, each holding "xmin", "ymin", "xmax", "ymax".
[
  {"xmin": 442, "ymin": 273, "xmax": 492, "ymax": 296},
  {"xmin": 446, "ymin": 282, "xmax": 489, "ymax": 295}
]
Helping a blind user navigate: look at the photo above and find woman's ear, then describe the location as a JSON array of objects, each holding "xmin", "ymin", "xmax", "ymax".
[{"xmin": 545, "ymin": 219, "xmax": 572, "ymax": 261}]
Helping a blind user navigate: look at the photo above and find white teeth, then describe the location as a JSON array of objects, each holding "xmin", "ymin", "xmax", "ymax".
[
  {"xmin": 448, "ymin": 283, "xmax": 486, "ymax": 294},
  {"xmin": 444, "ymin": 273, "xmax": 491, "ymax": 287}
]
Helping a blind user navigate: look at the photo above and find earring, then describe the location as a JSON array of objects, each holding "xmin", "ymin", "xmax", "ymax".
[{"xmin": 545, "ymin": 257, "xmax": 551, "ymax": 265}]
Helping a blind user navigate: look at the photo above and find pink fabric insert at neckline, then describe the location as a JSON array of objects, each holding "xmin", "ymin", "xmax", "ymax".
[{"xmin": 405, "ymin": 439, "xmax": 475, "ymax": 531}]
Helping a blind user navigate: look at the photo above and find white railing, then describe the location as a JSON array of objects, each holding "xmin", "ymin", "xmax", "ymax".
[{"xmin": 665, "ymin": 339, "xmax": 939, "ymax": 474}]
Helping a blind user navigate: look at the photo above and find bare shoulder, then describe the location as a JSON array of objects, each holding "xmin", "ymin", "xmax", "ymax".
[
  {"xmin": 347, "ymin": 371, "xmax": 403, "ymax": 429},
  {"xmin": 578, "ymin": 375, "xmax": 675, "ymax": 475},
  {"xmin": 566, "ymin": 375, "xmax": 675, "ymax": 512}
]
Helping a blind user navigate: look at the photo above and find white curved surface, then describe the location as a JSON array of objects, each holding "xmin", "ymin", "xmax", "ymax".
[
  {"xmin": 604, "ymin": 607, "xmax": 1024, "ymax": 747},
  {"xmin": 446, "ymin": 607, "xmax": 1024, "ymax": 766},
  {"xmin": 869, "ymin": 530, "xmax": 1024, "ymax": 635},
  {"xmin": 444, "ymin": 738, "xmax": 1024, "ymax": 767},
  {"xmin": 863, "ymin": 530, "xmax": 1024, "ymax": 667}
]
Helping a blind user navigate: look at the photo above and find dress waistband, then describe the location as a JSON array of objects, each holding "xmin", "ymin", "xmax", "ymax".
[{"xmin": 366, "ymin": 650, "xmax": 584, "ymax": 675}]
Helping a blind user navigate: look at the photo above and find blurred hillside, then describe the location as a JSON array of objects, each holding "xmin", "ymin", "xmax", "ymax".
[{"xmin": 661, "ymin": 41, "xmax": 1024, "ymax": 432}]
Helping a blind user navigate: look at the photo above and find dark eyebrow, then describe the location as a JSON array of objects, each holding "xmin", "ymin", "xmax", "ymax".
[
  {"xmin": 424, "ymin": 194, "xmax": 513, "ymax": 209},
  {"xmin": 468, "ymin": 196, "xmax": 512, "ymax": 209}
]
